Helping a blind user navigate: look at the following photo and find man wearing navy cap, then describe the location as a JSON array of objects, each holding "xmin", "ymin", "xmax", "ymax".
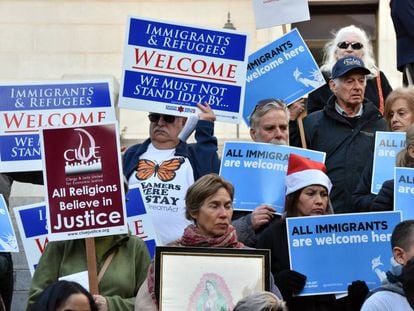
[{"xmin": 303, "ymin": 56, "xmax": 387, "ymax": 214}]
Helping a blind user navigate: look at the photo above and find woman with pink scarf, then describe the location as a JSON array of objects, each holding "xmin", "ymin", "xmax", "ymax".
[{"xmin": 134, "ymin": 173, "xmax": 282, "ymax": 310}]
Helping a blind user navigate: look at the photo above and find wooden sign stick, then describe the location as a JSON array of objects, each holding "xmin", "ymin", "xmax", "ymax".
[
  {"xmin": 85, "ymin": 237, "xmax": 99, "ymax": 295},
  {"xmin": 297, "ymin": 110, "xmax": 308, "ymax": 149}
]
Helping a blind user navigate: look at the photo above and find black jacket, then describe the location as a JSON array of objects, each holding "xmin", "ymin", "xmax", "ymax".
[
  {"xmin": 304, "ymin": 97, "xmax": 387, "ymax": 214},
  {"xmin": 371, "ymin": 179, "xmax": 394, "ymax": 211},
  {"xmin": 352, "ymin": 158, "xmax": 376, "ymax": 212},
  {"xmin": 256, "ymin": 220, "xmax": 337, "ymax": 311}
]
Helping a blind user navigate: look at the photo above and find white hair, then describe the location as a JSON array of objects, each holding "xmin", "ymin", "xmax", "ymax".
[{"xmin": 320, "ymin": 25, "xmax": 378, "ymax": 78}]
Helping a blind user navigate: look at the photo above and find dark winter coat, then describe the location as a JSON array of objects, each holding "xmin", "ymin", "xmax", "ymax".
[
  {"xmin": 371, "ymin": 179, "xmax": 394, "ymax": 212},
  {"xmin": 303, "ymin": 96, "xmax": 387, "ymax": 213}
]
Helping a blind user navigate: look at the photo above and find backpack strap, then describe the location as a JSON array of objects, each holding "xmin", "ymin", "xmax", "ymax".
[
  {"xmin": 376, "ymin": 73, "xmax": 384, "ymax": 115},
  {"xmin": 97, "ymin": 251, "xmax": 116, "ymax": 284}
]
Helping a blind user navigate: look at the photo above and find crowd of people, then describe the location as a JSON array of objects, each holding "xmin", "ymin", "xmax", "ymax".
[{"xmin": 1, "ymin": 18, "xmax": 414, "ymax": 311}]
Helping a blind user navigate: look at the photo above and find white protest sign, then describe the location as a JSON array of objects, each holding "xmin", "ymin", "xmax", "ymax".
[{"xmin": 252, "ymin": 0, "xmax": 310, "ymax": 29}]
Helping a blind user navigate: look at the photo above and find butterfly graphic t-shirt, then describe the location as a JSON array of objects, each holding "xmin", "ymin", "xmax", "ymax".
[{"xmin": 129, "ymin": 143, "xmax": 193, "ymax": 244}]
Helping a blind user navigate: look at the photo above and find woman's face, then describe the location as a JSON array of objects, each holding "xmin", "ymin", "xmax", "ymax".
[
  {"xmin": 205, "ymin": 281, "xmax": 215, "ymax": 294},
  {"xmin": 335, "ymin": 34, "xmax": 364, "ymax": 60},
  {"xmin": 388, "ymin": 99, "xmax": 414, "ymax": 132},
  {"xmin": 191, "ymin": 187, "xmax": 233, "ymax": 237},
  {"xmin": 296, "ymin": 185, "xmax": 329, "ymax": 216},
  {"xmin": 56, "ymin": 293, "xmax": 91, "ymax": 311}
]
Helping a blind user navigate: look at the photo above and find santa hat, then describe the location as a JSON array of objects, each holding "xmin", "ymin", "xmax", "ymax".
[{"xmin": 285, "ymin": 153, "xmax": 332, "ymax": 195}]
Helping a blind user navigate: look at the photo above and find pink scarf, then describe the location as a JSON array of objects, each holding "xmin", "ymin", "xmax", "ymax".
[
  {"xmin": 179, "ymin": 224, "xmax": 244, "ymax": 248},
  {"xmin": 147, "ymin": 224, "xmax": 244, "ymax": 306}
]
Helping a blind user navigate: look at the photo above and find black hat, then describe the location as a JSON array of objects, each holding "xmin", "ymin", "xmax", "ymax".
[{"xmin": 331, "ymin": 56, "xmax": 371, "ymax": 79}]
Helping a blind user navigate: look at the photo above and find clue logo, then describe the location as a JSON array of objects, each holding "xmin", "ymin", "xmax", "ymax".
[{"xmin": 63, "ymin": 128, "xmax": 102, "ymax": 175}]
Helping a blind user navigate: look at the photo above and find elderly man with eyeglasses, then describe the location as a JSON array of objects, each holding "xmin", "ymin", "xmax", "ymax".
[{"xmin": 123, "ymin": 103, "xmax": 219, "ymax": 244}]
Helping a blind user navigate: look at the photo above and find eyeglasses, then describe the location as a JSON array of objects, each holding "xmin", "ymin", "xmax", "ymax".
[
  {"xmin": 148, "ymin": 113, "xmax": 176, "ymax": 123},
  {"xmin": 337, "ymin": 41, "xmax": 364, "ymax": 50}
]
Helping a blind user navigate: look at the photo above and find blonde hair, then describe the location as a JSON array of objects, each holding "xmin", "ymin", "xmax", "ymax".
[
  {"xmin": 384, "ymin": 87, "xmax": 414, "ymax": 130},
  {"xmin": 320, "ymin": 25, "xmax": 378, "ymax": 78}
]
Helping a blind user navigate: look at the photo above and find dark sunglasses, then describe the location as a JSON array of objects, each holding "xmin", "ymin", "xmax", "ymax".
[
  {"xmin": 337, "ymin": 41, "xmax": 364, "ymax": 50},
  {"xmin": 148, "ymin": 113, "xmax": 176, "ymax": 123}
]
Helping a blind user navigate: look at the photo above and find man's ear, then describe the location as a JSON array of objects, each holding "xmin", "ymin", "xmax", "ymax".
[
  {"xmin": 393, "ymin": 246, "xmax": 406, "ymax": 265},
  {"xmin": 181, "ymin": 117, "xmax": 187, "ymax": 127},
  {"xmin": 329, "ymin": 79, "xmax": 336, "ymax": 92}
]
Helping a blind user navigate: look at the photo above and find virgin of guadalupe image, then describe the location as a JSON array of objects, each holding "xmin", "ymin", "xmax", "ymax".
[{"xmin": 187, "ymin": 273, "xmax": 234, "ymax": 311}]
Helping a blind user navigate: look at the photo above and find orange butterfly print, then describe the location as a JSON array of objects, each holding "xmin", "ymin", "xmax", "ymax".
[{"xmin": 136, "ymin": 158, "xmax": 185, "ymax": 182}]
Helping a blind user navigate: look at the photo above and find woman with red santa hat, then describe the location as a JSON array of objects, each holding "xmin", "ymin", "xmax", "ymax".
[{"xmin": 256, "ymin": 153, "xmax": 337, "ymax": 311}]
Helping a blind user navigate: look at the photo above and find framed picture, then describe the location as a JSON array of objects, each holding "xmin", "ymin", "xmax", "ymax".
[{"xmin": 155, "ymin": 246, "xmax": 270, "ymax": 311}]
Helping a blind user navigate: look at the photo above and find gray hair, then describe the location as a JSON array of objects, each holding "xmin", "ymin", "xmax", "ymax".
[
  {"xmin": 233, "ymin": 291, "xmax": 288, "ymax": 311},
  {"xmin": 249, "ymin": 99, "xmax": 290, "ymax": 129},
  {"xmin": 320, "ymin": 25, "xmax": 378, "ymax": 78}
]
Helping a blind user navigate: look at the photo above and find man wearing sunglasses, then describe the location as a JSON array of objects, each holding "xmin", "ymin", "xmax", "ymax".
[
  {"xmin": 303, "ymin": 56, "xmax": 387, "ymax": 215},
  {"xmin": 123, "ymin": 103, "xmax": 219, "ymax": 245}
]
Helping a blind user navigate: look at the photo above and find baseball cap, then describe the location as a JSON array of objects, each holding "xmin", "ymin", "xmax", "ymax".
[{"xmin": 331, "ymin": 56, "xmax": 371, "ymax": 79}]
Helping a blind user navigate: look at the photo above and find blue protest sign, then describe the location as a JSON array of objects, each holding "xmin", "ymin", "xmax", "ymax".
[
  {"xmin": 17, "ymin": 204, "xmax": 48, "ymax": 238},
  {"xmin": 0, "ymin": 195, "xmax": 18, "ymax": 252},
  {"xmin": 371, "ymin": 131, "xmax": 406, "ymax": 194},
  {"xmin": 126, "ymin": 185, "xmax": 160, "ymax": 258},
  {"xmin": 119, "ymin": 16, "xmax": 248, "ymax": 123},
  {"xmin": 243, "ymin": 28, "xmax": 324, "ymax": 126},
  {"xmin": 394, "ymin": 167, "xmax": 414, "ymax": 220},
  {"xmin": 0, "ymin": 80, "xmax": 116, "ymax": 172},
  {"xmin": 219, "ymin": 142, "xmax": 325, "ymax": 213},
  {"xmin": 0, "ymin": 134, "xmax": 40, "ymax": 163},
  {"xmin": 14, "ymin": 203, "xmax": 48, "ymax": 275},
  {"xmin": 287, "ymin": 211, "xmax": 402, "ymax": 296}
]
